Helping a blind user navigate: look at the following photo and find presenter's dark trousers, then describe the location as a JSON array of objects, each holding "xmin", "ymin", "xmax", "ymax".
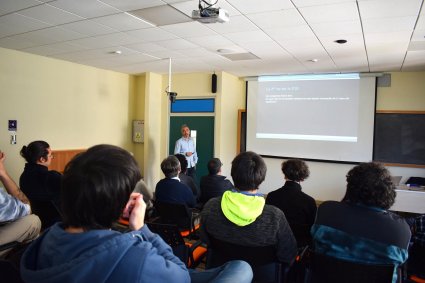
[{"xmin": 187, "ymin": 167, "xmax": 197, "ymax": 185}]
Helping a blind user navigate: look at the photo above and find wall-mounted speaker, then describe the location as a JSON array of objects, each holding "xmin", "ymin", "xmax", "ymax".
[{"xmin": 212, "ymin": 73, "xmax": 217, "ymax": 93}]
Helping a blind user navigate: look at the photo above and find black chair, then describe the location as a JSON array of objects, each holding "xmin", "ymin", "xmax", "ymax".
[
  {"xmin": 304, "ymin": 251, "xmax": 399, "ymax": 283},
  {"xmin": 154, "ymin": 201, "xmax": 200, "ymax": 239},
  {"xmin": 205, "ymin": 236, "xmax": 289, "ymax": 283},
  {"xmin": 147, "ymin": 222, "xmax": 206, "ymax": 268}
]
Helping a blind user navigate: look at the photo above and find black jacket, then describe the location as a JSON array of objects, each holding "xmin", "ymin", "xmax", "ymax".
[
  {"xmin": 266, "ymin": 181, "xmax": 317, "ymax": 247},
  {"xmin": 199, "ymin": 175, "xmax": 234, "ymax": 205}
]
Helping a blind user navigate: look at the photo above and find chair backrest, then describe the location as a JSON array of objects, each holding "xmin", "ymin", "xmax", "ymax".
[
  {"xmin": 147, "ymin": 222, "xmax": 188, "ymax": 263},
  {"xmin": 147, "ymin": 222, "xmax": 206, "ymax": 268},
  {"xmin": 154, "ymin": 201, "xmax": 192, "ymax": 230},
  {"xmin": 206, "ymin": 236, "xmax": 286, "ymax": 283},
  {"xmin": 307, "ymin": 252, "xmax": 396, "ymax": 283}
]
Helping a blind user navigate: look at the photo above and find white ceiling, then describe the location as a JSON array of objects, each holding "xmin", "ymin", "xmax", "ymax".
[{"xmin": 0, "ymin": 0, "xmax": 424, "ymax": 77}]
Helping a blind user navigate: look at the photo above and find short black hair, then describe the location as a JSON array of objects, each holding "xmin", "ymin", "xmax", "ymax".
[
  {"xmin": 161, "ymin": 155, "xmax": 180, "ymax": 178},
  {"xmin": 20, "ymin": 140, "xmax": 50, "ymax": 163},
  {"xmin": 231, "ymin": 151, "xmax": 266, "ymax": 191},
  {"xmin": 281, "ymin": 159, "xmax": 310, "ymax": 182},
  {"xmin": 174, "ymin": 154, "xmax": 188, "ymax": 173},
  {"xmin": 207, "ymin": 158, "xmax": 222, "ymax": 175},
  {"xmin": 343, "ymin": 162, "xmax": 396, "ymax": 209},
  {"xmin": 61, "ymin": 144, "xmax": 141, "ymax": 230}
]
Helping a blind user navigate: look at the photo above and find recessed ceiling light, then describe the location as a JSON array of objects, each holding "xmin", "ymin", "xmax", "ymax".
[
  {"xmin": 110, "ymin": 50, "xmax": 122, "ymax": 55},
  {"xmin": 334, "ymin": 39, "xmax": 347, "ymax": 44},
  {"xmin": 308, "ymin": 59, "xmax": 319, "ymax": 63}
]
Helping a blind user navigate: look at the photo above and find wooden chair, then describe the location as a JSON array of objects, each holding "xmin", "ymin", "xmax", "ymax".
[
  {"xmin": 147, "ymin": 222, "xmax": 206, "ymax": 268},
  {"xmin": 205, "ymin": 236, "xmax": 289, "ymax": 283},
  {"xmin": 304, "ymin": 251, "xmax": 400, "ymax": 283}
]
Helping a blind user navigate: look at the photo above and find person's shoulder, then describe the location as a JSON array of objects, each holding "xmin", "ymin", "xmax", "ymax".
[
  {"xmin": 264, "ymin": 203, "xmax": 286, "ymax": 218},
  {"xmin": 202, "ymin": 197, "xmax": 221, "ymax": 211}
]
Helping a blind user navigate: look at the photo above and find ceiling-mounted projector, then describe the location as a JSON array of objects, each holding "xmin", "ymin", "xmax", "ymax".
[{"xmin": 192, "ymin": 7, "xmax": 229, "ymax": 23}]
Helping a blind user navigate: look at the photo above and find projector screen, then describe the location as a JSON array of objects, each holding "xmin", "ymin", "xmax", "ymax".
[{"xmin": 246, "ymin": 73, "xmax": 377, "ymax": 163}]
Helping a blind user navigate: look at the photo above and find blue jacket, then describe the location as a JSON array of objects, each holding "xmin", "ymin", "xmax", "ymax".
[{"xmin": 20, "ymin": 223, "xmax": 190, "ymax": 283}]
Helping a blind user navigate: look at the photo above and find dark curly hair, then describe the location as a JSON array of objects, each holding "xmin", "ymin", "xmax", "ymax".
[
  {"xmin": 342, "ymin": 162, "xmax": 396, "ymax": 209},
  {"xmin": 282, "ymin": 159, "xmax": 310, "ymax": 182}
]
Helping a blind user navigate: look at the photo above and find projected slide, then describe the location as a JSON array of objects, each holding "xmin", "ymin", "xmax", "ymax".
[
  {"xmin": 257, "ymin": 74, "xmax": 359, "ymax": 142},
  {"xmin": 246, "ymin": 74, "xmax": 377, "ymax": 163}
]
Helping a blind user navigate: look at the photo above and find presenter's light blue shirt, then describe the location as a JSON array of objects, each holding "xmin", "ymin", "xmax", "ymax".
[{"xmin": 174, "ymin": 137, "xmax": 198, "ymax": 168}]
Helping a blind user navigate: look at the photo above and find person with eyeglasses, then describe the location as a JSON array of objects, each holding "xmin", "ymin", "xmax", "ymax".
[{"xmin": 19, "ymin": 140, "xmax": 62, "ymax": 230}]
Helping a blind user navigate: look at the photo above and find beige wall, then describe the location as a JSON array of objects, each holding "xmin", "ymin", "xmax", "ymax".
[
  {"xmin": 0, "ymin": 47, "xmax": 135, "ymax": 182},
  {"xmin": 377, "ymin": 72, "xmax": 425, "ymax": 111}
]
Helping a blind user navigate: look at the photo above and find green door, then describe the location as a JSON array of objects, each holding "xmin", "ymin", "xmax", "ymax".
[{"xmin": 169, "ymin": 116, "xmax": 215, "ymax": 186}]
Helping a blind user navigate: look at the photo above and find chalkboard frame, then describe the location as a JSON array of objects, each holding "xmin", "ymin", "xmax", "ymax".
[{"xmin": 374, "ymin": 110, "xmax": 425, "ymax": 168}]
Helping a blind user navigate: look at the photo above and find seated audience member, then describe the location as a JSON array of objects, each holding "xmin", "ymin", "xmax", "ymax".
[
  {"xmin": 266, "ymin": 159, "xmax": 316, "ymax": 247},
  {"xmin": 0, "ymin": 151, "xmax": 41, "ymax": 258},
  {"xmin": 19, "ymin": 140, "xmax": 62, "ymax": 229},
  {"xmin": 155, "ymin": 155, "xmax": 196, "ymax": 208},
  {"xmin": 407, "ymin": 214, "xmax": 425, "ymax": 278},
  {"xmin": 201, "ymin": 151, "xmax": 297, "ymax": 265},
  {"xmin": 199, "ymin": 158, "xmax": 234, "ymax": 205},
  {"xmin": 20, "ymin": 145, "xmax": 253, "ymax": 283},
  {"xmin": 174, "ymin": 153, "xmax": 200, "ymax": 201},
  {"xmin": 311, "ymin": 162, "xmax": 411, "ymax": 282}
]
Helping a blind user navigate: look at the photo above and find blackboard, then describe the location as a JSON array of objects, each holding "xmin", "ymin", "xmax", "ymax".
[{"xmin": 373, "ymin": 112, "xmax": 425, "ymax": 166}]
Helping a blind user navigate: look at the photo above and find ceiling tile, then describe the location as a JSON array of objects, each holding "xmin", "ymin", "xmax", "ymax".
[
  {"xmin": 0, "ymin": 13, "xmax": 51, "ymax": 38},
  {"xmin": 292, "ymin": 0, "xmax": 356, "ymax": 8},
  {"xmin": 226, "ymin": 0, "xmax": 294, "ymax": 14},
  {"xmin": 0, "ymin": 0, "xmax": 44, "ymax": 16},
  {"xmin": 299, "ymin": 2, "xmax": 359, "ymax": 24},
  {"xmin": 265, "ymin": 25, "xmax": 316, "ymax": 41},
  {"xmin": 49, "ymin": 0, "xmax": 121, "ymax": 18},
  {"xmin": 126, "ymin": 27, "xmax": 177, "ymax": 42},
  {"xmin": 246, "ymin": 9, "xmax": 306, "ymax": 29},
  {"xmin": 358, "ymin": 0, "xmax": 422, "ymax": 19},
  {"xmin": 187, "ymin": 34, "xmax": 234, "ymax": 49},
  {"xmin": 411, "ymin": 29, "xmax": 425, "ymax": 42},
  {"xmin": 61, "ymin": 20, "xmax": 118, "ymax": 36},
  {"xmin": 0, "ymin": 36, "xmax": 39, "ymax": 49},
  {"xmin": 402, "ymin": 50, "xmax": 425, "ymax": 71},
  {"xmin": 362, "ymin": 16, "xmax": 417, "ymax": 33},
  {"xmin": 161, "ymin": 21, "xmax": 217, "ymax": 38},
  {"xmin": 68, "ymin": 32, "xmax": 140, "ymax": 49},
  {"xmin": 98, "ymin": 0, "xmax": 165, "ymax": 12},
  {"xmin": 18, "ymin": 3, "xmax": 84, "ymax": 25},
  {"xmin": 93, "ymin": 13, "xmax": 154, "ymax": 31},
  {"xmin": 238, "ymin": 41, "xmax": 292, "ymax": 60},
  {"xmin": 206, "ymin": 15, "xmax": 258, "ymax": 34},
  {"xmin": 310, "ymin": 20, "xmax": 362, "ymax": 37},
  {"xmin": 223, "ymin": 30, "xmax": 273, "ymax": 45},
  {"xmin": 155, "ymin": 38, "xmax": 198, "ymax": 50},
  {"xmin": 175, "ymin": 47, "xmax": 213, "ymax": 57},
  {"xmin": 124, "ymin": 42, "xmax": 167, "ymax": 53}
]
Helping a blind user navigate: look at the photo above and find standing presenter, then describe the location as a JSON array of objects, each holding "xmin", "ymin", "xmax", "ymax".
[{"xmin": 174, "ymin": 124, "xmax": 198, "ymax": 182}]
